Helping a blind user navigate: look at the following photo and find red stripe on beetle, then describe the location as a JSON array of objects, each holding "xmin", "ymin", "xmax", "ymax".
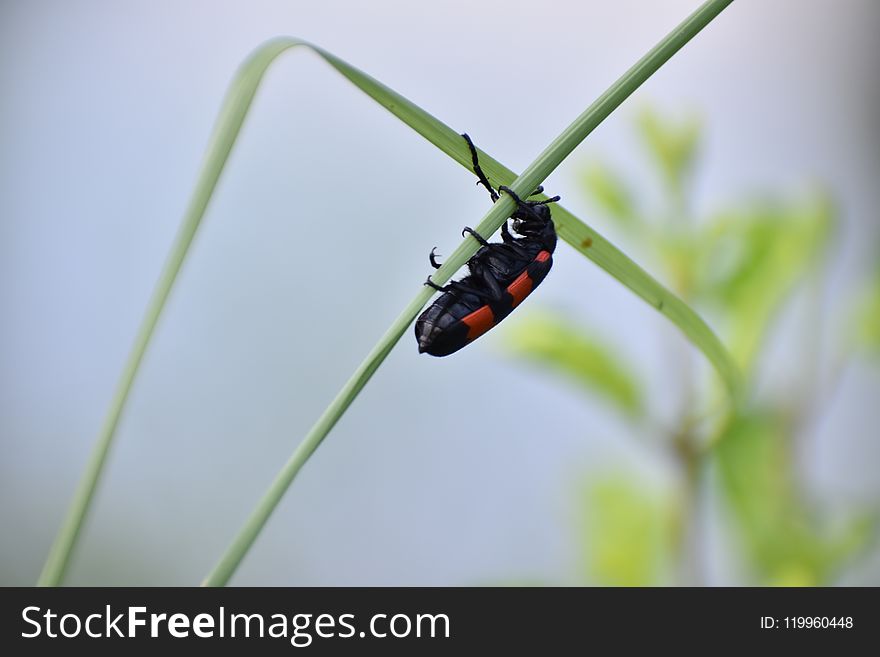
[
  {"xmin": 461, "ymin": 305, "xmax": 496, "ymax": 341},
  {"xmin": 507, "ymin": 250, "xmax": 550, "ymax": 307},
  {"xmin": 507, "ymin": 271, "xmax": 533, "ymax": 307}
]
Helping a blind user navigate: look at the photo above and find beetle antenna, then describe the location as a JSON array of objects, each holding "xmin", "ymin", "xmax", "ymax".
[{"xmin": 461, "ymin": 133, "xmax": 499, "ymax": 202}]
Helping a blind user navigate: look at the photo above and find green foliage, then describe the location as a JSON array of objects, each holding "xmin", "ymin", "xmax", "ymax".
[
  {"xmin": 582, "ymin": 162, "xmax": 638, "ymax": 228},
  {"xmin": 852, "ymin": 262, "xmax": 880, "ymax": 355},
  {"xmin": 715, "ymin": 411, "xmax": 874, "ymax": 585},
  {"xmin": 694, "ymin": 196, "xmax": 835, "ymax": 372},
  {"xmin": 579, "ymin": 475, "xmax": 678, "ymax": 586},
  {"xmin": 508, "ymin": 107, "xmax": 877, "ymax": 585},
  {"xmin": 505, "ymin": 313, "xmax": 643, "ymax": 418},
  {"xmin": 636, "ymin": 106, "xmax": 701, "ymax": 203}
]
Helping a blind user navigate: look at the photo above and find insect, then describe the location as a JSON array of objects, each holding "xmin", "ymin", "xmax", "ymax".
[{"xmin": 414, "ymin": 133, "xmax": 560, "ymax": 357}]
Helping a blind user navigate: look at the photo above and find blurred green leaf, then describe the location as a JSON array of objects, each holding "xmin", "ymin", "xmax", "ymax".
[
  {"xmin": 636, "ymin": 107, "xmax": 701, "ymax": 201},
  {"xmin": 852, "ymin": 261, "xmax": 880, "ymax": 355},
  {"xmin": 714, "ymin": 412, "xmax": 789, "ymax": 537},
  {"xmin": 579, "ymin": 475, "xmax": 678, "ymax": 586},
  {"xmin": 695, "ymin": 193, "xmax": 835, "ymax": 372},
  {"xmin": 505, "ymin": 312, "xmax": 644, "ymax": 417},
  {"xmin": 714, "ymin": 409, "xmax": 874, "ymax": 585},
  {"xmin": 657, "ymin": 230, "xmax": 701, "ymax": 299},
  {"xmin": 582, "ymin": 161, "xmax": 639, "ymax": 228}
]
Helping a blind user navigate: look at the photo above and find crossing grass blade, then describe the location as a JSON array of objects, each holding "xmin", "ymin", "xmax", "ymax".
[{"xmin": 37, "ymin": 0, "xmax": 738, "ymax": 587}]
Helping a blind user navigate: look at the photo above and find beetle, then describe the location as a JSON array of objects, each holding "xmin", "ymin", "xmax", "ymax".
[{"xmin": 414, "ymin": 133, "xmax": 560, "ymax": 357}]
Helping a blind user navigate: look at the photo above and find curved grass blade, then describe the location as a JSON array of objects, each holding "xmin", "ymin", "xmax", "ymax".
[
  {"xmin": 204, "ymin": 1, "xmax": 737, "ymax": 586},
  {"xmin": 38, "ymin": 0, "xmax": 737, "ymax": 586}
]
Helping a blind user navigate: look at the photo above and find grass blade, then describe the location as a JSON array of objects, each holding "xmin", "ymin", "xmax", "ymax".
[
  {"xmin": 203, "ymin": 1, "xmax": 736, "ymax": 586},
  {"xmin": 38, "ymin": 0, "xmax": 737, "ymax": 586},
  {"xmin": 36, "ymin": 40, "xmax": 297, "ymax": 587}
]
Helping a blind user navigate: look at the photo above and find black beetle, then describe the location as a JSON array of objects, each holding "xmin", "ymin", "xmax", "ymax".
[{"xmin": 415, "ymin": 134, "xmax": 560, "ymax": 356}]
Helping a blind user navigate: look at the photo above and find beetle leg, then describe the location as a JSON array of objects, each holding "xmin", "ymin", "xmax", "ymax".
[
  {"xmin": 461, "ymin": 133, "xmax": 499, "ymax": 203},
  {"xmin": 499, "ymin": 185, "xmax": 560, "ymax": 209},
  {"xmin": 425, "ymin": 277, "xmax": 479, "ymax": 297},
  {"xmin": 499, "ymin": 185, "xmax": 560, "ymax": 221},
  {"xmin": 501, "ymin": 222, "xmax": 538, "ymax": 257},
  {"xmin": 498, "ymin": 185, "xmax": 540, "ymax": 222},
  {"xmin": 498, "ymin": 185, "xmax": 528, "ymax": 208},
  {"xmin": 503, "ymin": 241, "xmax": 532, "ymax": 259},
  {"xmin": 501, "ymin": 220, "xmax": 516, "ymax": 244},
  {"xmin": 425, "ymin": 277, "xmax": 452, "ymax": 292},
  {"xmin": 469, "ymin": 259, "xmax": 507, "ymax": 302},
  {"xmin": 425, "ymin": 276, "xmax": 493, "ymax": 301},
  {"xmin": 429, "ymin": 247, "xmax": 442, "ymax": 269},
  {"xmin": 462, "ymin": 226, "xmax": 491, "ymax": 247},
  {"xmin": 451, "ymin": 281, "xmax": 493, "ymax": 298}
]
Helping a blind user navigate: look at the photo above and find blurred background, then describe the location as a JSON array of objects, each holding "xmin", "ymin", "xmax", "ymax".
[{"xmin": 2, "ymin": 0, "xmax": 879, "ymax": 586}]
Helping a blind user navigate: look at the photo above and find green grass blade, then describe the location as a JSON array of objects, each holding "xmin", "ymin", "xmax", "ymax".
[
  {"xmin": 316, "ymin": 3, "xmax": 739, "ymax": 390},
  {"xmin": 203, "ymin": 1, "xmax": 736, "ymax": 586},
  {"xmin": 36, "ymin": 40, "xmax": 299, "ymax": 587},
  {"xmin": 39, "ymin": 0, "xmax": 737, "ymax": 586}
]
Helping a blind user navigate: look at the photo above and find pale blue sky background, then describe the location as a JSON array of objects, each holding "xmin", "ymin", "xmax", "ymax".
[{"xmin": 2, "ymin": 0, "xmax": 878, "ymax": 585}]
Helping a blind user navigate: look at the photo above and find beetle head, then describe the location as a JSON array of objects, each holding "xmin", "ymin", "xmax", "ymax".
[{"xmin": 511, "ymin": 202, "xmax": 552, "ymax": 236}]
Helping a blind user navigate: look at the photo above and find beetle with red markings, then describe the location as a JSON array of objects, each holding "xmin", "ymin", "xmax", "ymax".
[{"xmin": 415, "ymin": 133, "xmax": 560, "ymax": 357}]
